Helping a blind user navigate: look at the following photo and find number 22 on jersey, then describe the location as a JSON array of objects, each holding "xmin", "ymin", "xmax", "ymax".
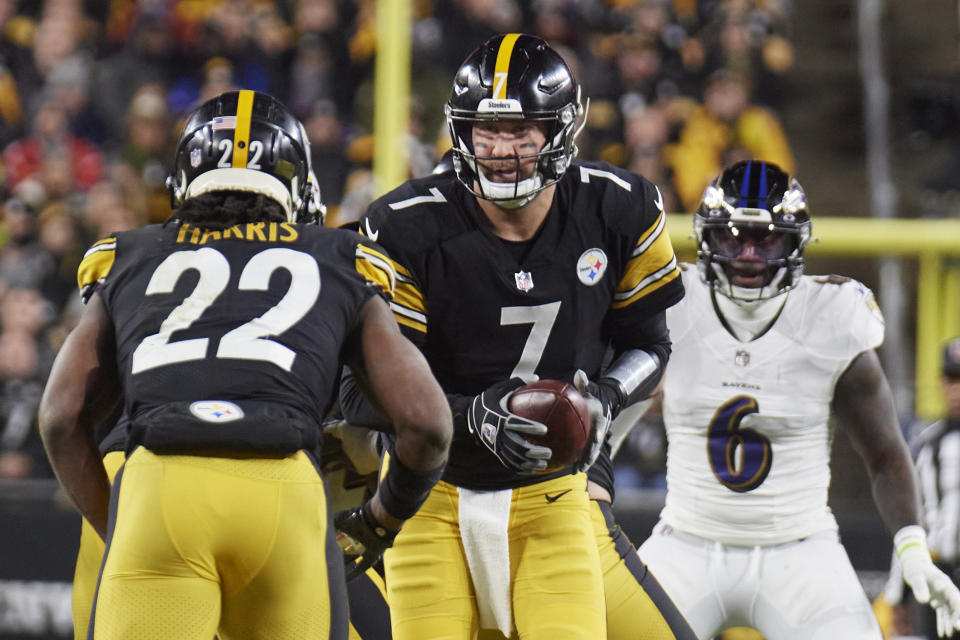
[
  {"xmin": 131, "ymin": 247, "xmax": 320, "ymax": 374},
  {"xmin": 707, "ymin": 395, "xmax": 773, "ymax": 492}
]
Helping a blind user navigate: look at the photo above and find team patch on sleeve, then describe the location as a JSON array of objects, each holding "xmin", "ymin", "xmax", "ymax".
[
  {"xmin": 613, "ymin": 211, "xmax": 681, "ymax": 308},
  {"xmin": 76, "ymin": 237, "xmax": 117, "ymax": 300},
  {"xmin": 355, "ymin": 244, "xmax": 396, "ymax": 297}
]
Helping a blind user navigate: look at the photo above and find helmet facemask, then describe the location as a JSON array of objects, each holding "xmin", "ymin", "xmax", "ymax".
[{"xmin": 694, "ymin": 162, "xmax": 811, "ymax": 305}]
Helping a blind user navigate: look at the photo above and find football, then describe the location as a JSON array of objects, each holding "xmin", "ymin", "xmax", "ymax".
[{"xmin": 508, "ymin": 379, "xmax": 591, "ymax": 471}]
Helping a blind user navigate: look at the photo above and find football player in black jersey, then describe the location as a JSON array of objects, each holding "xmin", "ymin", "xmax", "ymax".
[
  {"xmin": 39, "ymin": 90, "xmax": 451, "ymax": 640},
  {"xmin": 341, "ymin": 34, "xmax": 693, "ymax": 640}
]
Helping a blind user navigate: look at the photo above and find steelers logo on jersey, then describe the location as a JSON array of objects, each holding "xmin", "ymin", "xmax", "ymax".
[
  {"xmin": 190, "ymin": 400, "xmax": 245, "ymax": 423},
  {"xmin": 577, "ymin": 248, "xmax": 608, "ymax": 286}
]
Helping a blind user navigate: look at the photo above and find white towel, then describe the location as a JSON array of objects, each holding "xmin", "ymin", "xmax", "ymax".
[{"xmin": 458, "ymin": 487, "xmax": 513, "ymax": 636}]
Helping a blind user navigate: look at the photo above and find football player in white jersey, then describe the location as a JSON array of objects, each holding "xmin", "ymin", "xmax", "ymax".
[{"xmin": 637, "ymin": 160, "xmax": 960, "ymax": 639}]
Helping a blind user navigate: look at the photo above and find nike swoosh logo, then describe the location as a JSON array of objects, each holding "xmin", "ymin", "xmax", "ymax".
[
  {"xmin": 654, "ymin": 186, "xmax": 664, "ymax": 214},
  {"xmin": 545, "ymin": 489, "xmax": 572, "ymax": 503},
  {"xmin": 363, "ymin": 218, "xmax": 379, "ymax": 242}
]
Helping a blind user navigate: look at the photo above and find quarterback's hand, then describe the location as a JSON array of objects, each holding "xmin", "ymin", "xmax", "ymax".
[
  {"xmin": 467, "ymin": 378, "xmax": 552, "ymax": 474},
  {"xmin": 334, "ymin": 502, "xmax": 397, "ymax": 581},
  {"xmin": 895, "ymin": 525, "xmax": 960, "ymax": 637},
  {"xmin": 573, "ymin": 370, "xmax": 613, "ymax": 473}
]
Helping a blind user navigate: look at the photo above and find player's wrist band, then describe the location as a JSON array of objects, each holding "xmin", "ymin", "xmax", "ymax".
[
  {"xmin": 894, "ymin": 524, "xmax": 928, "ymax": 556},
  {"xmin": 378, "ymin": 453, "xmax": 446, "ymax": 521}
]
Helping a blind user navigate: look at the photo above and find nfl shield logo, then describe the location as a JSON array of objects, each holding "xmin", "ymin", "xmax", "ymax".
[
  {"xmin": 190, "ymin": 148, "xmax": 202, "ymax": 168},
  {"xmin": 515, "ymin": 270, "xmax": 534, "ymax": 292},
  {"xmin": 735, "ymin": 350, "xmax": 750, "ymax": 367}
]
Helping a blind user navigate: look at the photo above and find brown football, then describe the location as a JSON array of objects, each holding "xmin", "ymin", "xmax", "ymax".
[{"xmin": 508, "ymin": 379, "xmax": 591, "ymax": 472}]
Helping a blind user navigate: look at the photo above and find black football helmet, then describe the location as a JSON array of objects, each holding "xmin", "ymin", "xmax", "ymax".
[
  {"xmin": 445, "ymin": 33, "xmax": 586, "ymax": 207},
  {"xmin": 167, "ymin": 90, "xmax": 323, "ymax": 223},
  {"xmin": 695, "ymin": 160, "xmax": 811, "ymax": 303}
]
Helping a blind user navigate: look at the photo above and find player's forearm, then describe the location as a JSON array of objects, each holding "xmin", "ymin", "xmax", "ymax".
[
  {"xmin": 40, "ymin": 420, "xmax": 111, "ymax": 538},
  {"xmin": 339, "ymin": 367, "xmax": 394, "ymax": 433},
  {"xmin": 870, "ymin": 461, "xmax": 923, "ymax": 535}
]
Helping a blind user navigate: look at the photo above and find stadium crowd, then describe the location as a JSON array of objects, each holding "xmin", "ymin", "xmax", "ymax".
[{"xmin": 0, "ymin": 0, "xmax": 796, "ymax": 484}]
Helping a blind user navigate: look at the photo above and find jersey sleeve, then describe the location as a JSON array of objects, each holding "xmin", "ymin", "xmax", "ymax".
[
  {"xmin": 76, "ymin": 235, "xmax": 119, "ymax": 302},
  {"xmin": 602, "ymin": 175, "xmax": 683, "ymax": 313},
  {"xmin": 359, "ymin": 193, "xmax": 429, "ymax": 345},
  {"xmin": 598, "ymin": 168, "xmax": 685, "ymax": 343},
  {"xmin": 843, "ymin": 279, "xmax": 885, "ymax": 354},
  {"xmin": 807, "ymin": 276, "xmax": 885, "ymax": 363},
  {"xmin": 353, "ymin": 239, "xmax": 396, "ymax": 300}
]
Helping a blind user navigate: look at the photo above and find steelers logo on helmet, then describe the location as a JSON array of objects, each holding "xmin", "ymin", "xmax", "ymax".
[
  {"xmin": 445, "ymin": 33, "xmax": 588, "ymax": 208},
  {"xmin": 166, "ymin": 90, "xmax": 324, "ymax": 223},
  {"xmin": 694, "ymin": 160, "xmax": 812, "ymax": 305}
]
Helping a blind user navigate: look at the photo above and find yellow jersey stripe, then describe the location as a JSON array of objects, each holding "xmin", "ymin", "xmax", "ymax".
[
  {"xmin": 618, "ymin": 221, "xmax": 678, "ymax": 291},
  {"xmin": 395, "ymin": 313, "xmax": 427, "ymax": 334},
  {"xmin": 391, "ymin": 280, "xmax": 427, "ymax": 333},
  {"xmin": 77, "ymin": 243, "xmax": 117, "ymax": 292},
  {"xmin": 231, "ymin": 89, "xmax": 254, "ymax": 168},
  {"xmin": 612, "ymin": 257, "xmax": 680, "ymax": 309},
  {"xmin": 633, "ymin": 211, "xmax": 665, "ymax": 257},
  {"xmin": 355, "ymin": 245, "xmax": 396, "ymax": 296},
  {"xmin": 493, "ymin": 34, "xmax": 521, "ymax": 99}
]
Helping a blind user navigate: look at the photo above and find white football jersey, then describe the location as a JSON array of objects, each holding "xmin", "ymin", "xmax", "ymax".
[{"xmin": 661, "ymin": 265, "xmax": 885, "ymax": 545}]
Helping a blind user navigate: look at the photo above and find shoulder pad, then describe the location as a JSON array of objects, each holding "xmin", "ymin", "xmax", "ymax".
[
  {"xmin": 77, "ymin": 236, "xmax": 118, "ymax": 302},
  {"xmin": 812, "ymin": 274, "xmax": 852, "ymax": 286}
]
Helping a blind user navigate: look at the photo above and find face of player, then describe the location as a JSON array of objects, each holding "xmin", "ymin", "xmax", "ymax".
[
  {"xmin": 470, "ymin": 121, "xmax": 547, "ymax": 183},
  {"xmin": 708, "ymin": 225, "xmax": 789, "ymax": 288}
]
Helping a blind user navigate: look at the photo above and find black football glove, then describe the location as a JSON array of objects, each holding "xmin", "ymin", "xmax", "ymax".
[
  {"xmin": 573, "ymin": 370, "xmax": 615, "ymax": 473},
  {"xmin": 467, "ymin": 378, "xmax": 552, "ymax": 474},
  {"xmin": 333, "ymin": 502, "xmax": 397, "ymax": 581}
]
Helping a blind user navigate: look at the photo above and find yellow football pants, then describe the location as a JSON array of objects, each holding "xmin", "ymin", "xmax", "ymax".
[
  {"xmin": 73, "ymin": 451, "xmax": 125, "ymax": 640},
  {"xmin": 385, "ymin": 473, "xmax": 605, "ymax": 640},
  {"xmin": 88, "ymin": 446, "xmax": 348, "ymax": 640},
  {"xmin": 591, "ymin": 499, "xmax": 696, "ymax": 639}
]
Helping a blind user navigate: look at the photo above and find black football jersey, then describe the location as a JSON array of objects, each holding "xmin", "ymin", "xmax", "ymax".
[
  {"xmin": 361, "ymin": 160, "xmax": 683, "ymax": 489},
  {"xmin": 76, "ymin": 221, "xmax": 394, "ymax": 454}
]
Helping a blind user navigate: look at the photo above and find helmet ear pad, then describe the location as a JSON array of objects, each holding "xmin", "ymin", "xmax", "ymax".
[{"xmin": 168, "ymin": 91, "xmax": 320, "ymax": 223}]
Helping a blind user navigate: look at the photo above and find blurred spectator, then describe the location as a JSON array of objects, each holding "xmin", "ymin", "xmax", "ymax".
[
  {"xmin": 46, "ymin": 54, "xmax": 108, "ymax": 145},
  {"xmin": 0, "ymin": 284, "xmax": 53, "ymax": 480},
  {"xmin": 623, "ymin": 103, "xmax": 681, "ymax": 214},
  {"xmin": 669, "ymin": 69, "xmax": 795, "ymax": 211},
  {"xmin": 3, "ymin": 95, "xmax": 105, "ymax": 206},
  {"xmin": 36, "ymin": 202, "xmax": 81, "ymax": 310},
  {"xmin": 305, "ymin": 99, "xmax": 351, "ymax": 210},
  {"xmin": 81, "ymin": 180, "xmax": 141, "ymax": 240},
  {"xmin": 0, "ymin": 197, "xmax": 57, "ymax": 297},
  {"xmin": 116, "ymin": 84, "xmax": 174, "ymax": 223},
  {"xmin": 93, "ymin": 12, "xmax": 181, "ymax": 127},
  {"xmin": 435, "ymin": 0, "xmax": 522, "ymax": 75}
]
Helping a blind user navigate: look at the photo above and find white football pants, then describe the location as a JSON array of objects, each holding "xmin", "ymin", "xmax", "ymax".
[{"xmin": 638, "ymin": 520, "xmax": 882, "ymax": 640}]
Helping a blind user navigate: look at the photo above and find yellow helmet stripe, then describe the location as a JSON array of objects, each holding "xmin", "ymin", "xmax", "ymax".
[
  {"xmin": 493, "ymin": 34, "xmax": 521, "ymax": 100},
  {"xmin": 232, "ymin": 89, "xmax": 254, "ymax": 167}
]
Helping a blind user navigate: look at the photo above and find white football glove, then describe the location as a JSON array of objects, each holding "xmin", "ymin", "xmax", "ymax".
[
  {"xmin": 573, "ymin": 369, "xmax": 613, "ymax": 473},
  {"xmin": 895, "ymin": 525, "xmax": 960, "ymax": 637}
]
